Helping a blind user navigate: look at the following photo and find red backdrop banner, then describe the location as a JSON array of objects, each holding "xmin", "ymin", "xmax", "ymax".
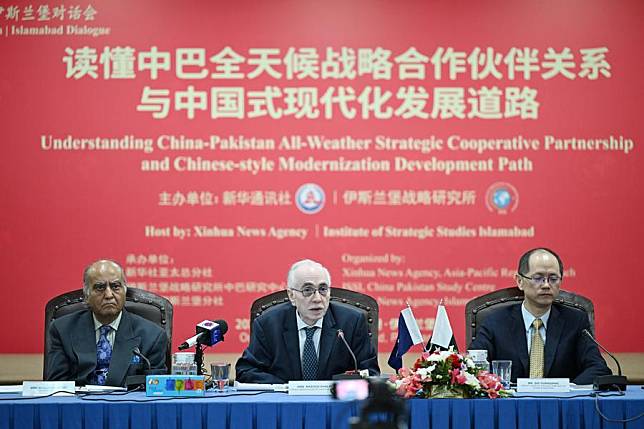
[{"xmin": 0, "ymin": 0, "xmax": 641, "ymax": 355}]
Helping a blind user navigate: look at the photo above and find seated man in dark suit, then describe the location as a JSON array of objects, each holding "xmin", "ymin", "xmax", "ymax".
[
  {"xmin": 469, "ymin": 248, "xmax": 611, "ymax": 384},
  {"xmin": 46, "ymin": 259, "xmax": 168, "ymax": 386},
  {"xmin": 236, "ymin": 259, "xmax": 380, "ymax": 383}
]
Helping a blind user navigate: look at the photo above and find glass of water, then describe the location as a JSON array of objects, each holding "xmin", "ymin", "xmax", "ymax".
[
  {"xmin": 210, "ymin": 363, "xmax": 231, "ymax": 392},
  {"xmin": 492, "ymin": 360, "xmax": 512, "ymax": 389}
]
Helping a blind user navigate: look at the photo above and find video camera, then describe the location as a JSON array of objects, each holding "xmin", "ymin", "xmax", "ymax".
[{"xmin": 332, "ymin": 377, "xmax": 408, "ymax": 429}]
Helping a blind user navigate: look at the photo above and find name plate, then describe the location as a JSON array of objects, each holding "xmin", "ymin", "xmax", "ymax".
[
  {"xmin": 288, "ymin": 380, "xmax": 334, "ymax": 395},
  {"xmin": 517, "ymin": 378, "xmax": 570, "ymax": 392},
  {"xmin": 22, "ymin": 381, "xmax": 75, "ymax": 396}
]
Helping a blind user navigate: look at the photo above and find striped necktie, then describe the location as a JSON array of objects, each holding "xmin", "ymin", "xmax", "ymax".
[{"xmin": 529, "ymin": 318, "xmax": 544, "ymax": 378}]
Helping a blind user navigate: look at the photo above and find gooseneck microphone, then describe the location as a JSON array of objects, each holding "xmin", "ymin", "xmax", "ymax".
[
  {"xmin": 126, "ymin": 346, "xmax": 159, "ymax": 390},
  {"xmin": 582, "ymin": 329, "xmax": 627, "ymax": 391},
  {"xmin": 336, "ymin": 329, "xmax": 359, "ymax": 375},
  {"xmin": 582, "ymin": 329, "xmax": 622, "ymax": 375},
  {"xmin": 133, "ymin": 346, "xmax": 151, "ymax": 371}
]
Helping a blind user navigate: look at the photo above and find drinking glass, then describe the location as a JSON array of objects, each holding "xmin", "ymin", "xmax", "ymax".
[
  {"xmin": 492, "ymin": 360, "xmax": 512, "ymax": 389},
  {"xmin": 210, "ymin": 363, "xmax": 231, "ymax": 392}
]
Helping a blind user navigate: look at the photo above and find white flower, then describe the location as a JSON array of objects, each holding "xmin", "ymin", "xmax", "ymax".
[
  {"xmin": 427, "ymin": 351, "xmax": 450, "ymax": 362},
  {"xmin": 464, "ymin": 371, "xmax": 480, "ymax": 388},
  {"xmin": 416, "ymin": 368, "xmax": 430, "ymax": 380},
  {"xmin": 415, "ymin": 365, "xmax": 437, "ymax": 381}
]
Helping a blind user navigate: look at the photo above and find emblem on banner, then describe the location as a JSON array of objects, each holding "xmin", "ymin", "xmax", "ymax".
[
  {"xmin": 485, "ymin": 182, "xmax": 519, "ymax": 214},
  {"xmin": 295, "ymin": 183, "xmax": 325, "ymax": 214}
]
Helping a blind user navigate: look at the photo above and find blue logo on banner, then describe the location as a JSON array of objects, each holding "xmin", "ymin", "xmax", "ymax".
[
  {"xmin": 493, "ymin": 188, "xmax": 512, "ymax": 209},
  {"xmin": 485, "ymin": 182, "xmax": 519, "ymax": 214},
  {"xmin": 295, "ymin": 183, "xmax": 325, "ymax": 214}
]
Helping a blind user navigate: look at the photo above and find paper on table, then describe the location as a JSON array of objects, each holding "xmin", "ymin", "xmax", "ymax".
[
  {"xmin": 569, "ymin": 383, "xmax": 594, "ymax": 390},
  {"xmin": 0, "ymin": 385, "xmax": 22, "ymax": 394},
  {"xmin": 77, "ymin": 385, "xmax": 127, "ymax": 393},
  {"xmin": 233, "ymin": 381, "xmax": 288, "ymax": 392}
]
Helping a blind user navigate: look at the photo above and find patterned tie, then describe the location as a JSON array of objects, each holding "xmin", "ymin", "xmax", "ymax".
[
  {"xmin": 529, "ymin": 318, "xmax": 545, "ymax": 378},
  {"xmin": 301, "ymin": 327, "xmax": 318, "ymax": 380},
  {"xmin": 95, "ymin": 325, "xmax": 112, "ymax": 385}
]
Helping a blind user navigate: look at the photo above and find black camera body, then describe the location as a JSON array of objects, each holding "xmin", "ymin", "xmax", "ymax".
[{"xmin": 332, "ymin": 378, "xmax": 408, "ymax": 429}]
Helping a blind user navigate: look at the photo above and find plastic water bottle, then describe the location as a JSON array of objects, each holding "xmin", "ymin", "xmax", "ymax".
[
  {"xmin": 172, "ymin": 352, "xmax": 198, "ymax": 375},
  {"xmin": 467, "ymin": 349, "xmax": 490, "ymax": 372}
]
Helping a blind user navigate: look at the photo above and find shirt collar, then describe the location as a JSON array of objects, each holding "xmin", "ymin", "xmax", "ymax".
[
  {"xmin": 521, "ymin": 301, "xmax": 550, "ymax": 332},
  {"xmin": 295, "ymin": 310, "xmax": 324, "ymax": 330},
  {"xmin": 93, "ymin": 311, "xmax": 123, "ymax": 332}
]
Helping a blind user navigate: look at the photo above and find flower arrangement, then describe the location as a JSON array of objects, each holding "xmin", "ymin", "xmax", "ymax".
[{"xmin": 389, "ymin": 349, "xmax": 512, "ymax": 399}]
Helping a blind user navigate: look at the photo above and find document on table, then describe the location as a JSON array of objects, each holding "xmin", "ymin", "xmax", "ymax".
[
  {"xmin": 76, "ymin": 385, "xmax": 127, "ymax": 393},
  {"xmin": 0, "ymin": 385, "xmax": 22, "ymax": 394},
  {"xmin": 233, "ymin": 382, "xmax": 288, "ymax": 392},
  {"xmin": 569, "ymin": 384, "xmax": 594, "ymax": 390}
]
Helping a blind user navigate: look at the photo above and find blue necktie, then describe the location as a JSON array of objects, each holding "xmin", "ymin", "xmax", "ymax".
[
  {"xmin": 302, "ymin": 327, "xmax": 318, "ymax": 380},
  {"xmin": 95, "ymin": 325, "xmax": 112, "ymax": 385}
]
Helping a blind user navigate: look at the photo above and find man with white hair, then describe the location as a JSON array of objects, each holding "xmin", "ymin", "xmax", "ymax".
[
  {"xmin": 46, "ymin": 259, "xmax": 168, "ymax": 386},
  {"xmin": 236, "ymin": 259, "xmax": 379, "ymax": 383}
]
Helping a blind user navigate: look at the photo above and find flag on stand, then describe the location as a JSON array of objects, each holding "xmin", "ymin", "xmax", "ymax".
[
  {"xmin": 427, "ymin": 300, "xmax": 459, "ymax": 352},
  {"xmin": 388, "ymin": 306, "xmax": 424, "ymax": 371}
]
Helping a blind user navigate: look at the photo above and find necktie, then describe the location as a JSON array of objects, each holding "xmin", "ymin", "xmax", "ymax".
[
  {"xmin": 95, "ymin": 325, "xmax": 113, "ymax": 385},
  {"xmin": 301, "ymin": 327, "xmax": 318, "ymax": 380},
  {"xmin": 529, "ymin": 318, "xmax": 544, "ymax": 378}
]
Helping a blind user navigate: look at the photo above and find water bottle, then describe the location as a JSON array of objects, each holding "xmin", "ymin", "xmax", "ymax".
[
  {"xmin": 172, "ymin": 352, "xmax": 197, "ymax": 375},
  {"xmin": 467, "ymin": 349, "xmax": 490, "ymax": 372}
]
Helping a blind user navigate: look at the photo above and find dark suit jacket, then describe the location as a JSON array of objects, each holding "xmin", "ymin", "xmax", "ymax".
[
  {"xmin": 235, "ymin": 302, "xmax": 380, "ymax": 383},
  {"xmin": 468, "ymin": 303, "xmax": 611, "ymax": 384},
  {"xmin": 46, "ymin": 309, "xmax": 168, "ymax": 386}
]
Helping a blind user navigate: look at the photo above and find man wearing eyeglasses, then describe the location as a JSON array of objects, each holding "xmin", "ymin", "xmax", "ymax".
[
  {"xmin": 468, "ymin": 248, "xmax": 610, "ymax": 384},
  {"xmin": 235, "ymin": 259, "xmax": 380, "ymax": 383},
  {"xmin": 46, "ymin": 259, "xmax": 168, "ymax": 386}
]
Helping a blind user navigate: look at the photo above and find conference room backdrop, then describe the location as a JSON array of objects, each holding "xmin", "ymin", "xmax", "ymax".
[{"xmin": 1, "ymin": 0, "xmax": 641, "ymax": 358}]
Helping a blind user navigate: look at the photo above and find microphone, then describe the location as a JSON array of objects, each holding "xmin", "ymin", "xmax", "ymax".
[
  {"xmin": 179, "ymin": 333, "xmax": 203, "ymax": 350},
  {"xmin": 133, "ymin": 346, "xmax": 151, "ymax": 371},
  {"xmin": 126, "ymin": 346, "xmax": 163, "ymax": 390},
  {"xmin": 582, "ymin": 329, "xmax": 627, "ymax": 391},
  {"xmin": 178, "ymin": 319, "xmax": 228, "ymax": 350},
  {"xmin": 332, "ymin": 329, "xmax": 362, "ymax": 380}
]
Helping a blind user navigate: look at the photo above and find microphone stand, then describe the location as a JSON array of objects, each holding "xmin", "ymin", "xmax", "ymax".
[
  {"xmin": 126, "ymin": 347, "xmax": 153, "ymax": 390},
  {"xmin": 332, "ymin": 330, "xmax": 363, "ymax": 380},
  {"xmin": 582, "ymin": 329, "xmax": 628, "ymax": 391},
  {"xmin": 195, "ymin": 343, "xmax": 205, "ymax": 375}
]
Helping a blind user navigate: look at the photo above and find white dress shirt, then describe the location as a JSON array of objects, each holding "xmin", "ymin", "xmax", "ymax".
[
  {"xmin": 92, "ymin": 312, "xmax": 122, "ymax": 346},
  {"xmin": 295, "ymin": 311, "xmax": 323, "ymax": 359},
  {"xmin": 521, "ymin": 302, "xmax": 550, "ymax": 353}
]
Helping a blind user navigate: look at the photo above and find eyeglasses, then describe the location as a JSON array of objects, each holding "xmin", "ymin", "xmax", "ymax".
[
  {"xmin": 518, "ymin": 273, "xmax": 562, "ymax": 286},
  {"xmin": 289, "ymin": 283, "xmax": 330, "ymax": 297},
  {"xmin": 92, "ymin": 281, "xmax": 124, "ymax": 293}
]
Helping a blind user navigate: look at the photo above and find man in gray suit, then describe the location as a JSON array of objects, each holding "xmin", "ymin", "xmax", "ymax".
[{"xmin": 46, "ymin": 259, "xmax": 167, "ymax": 386}]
